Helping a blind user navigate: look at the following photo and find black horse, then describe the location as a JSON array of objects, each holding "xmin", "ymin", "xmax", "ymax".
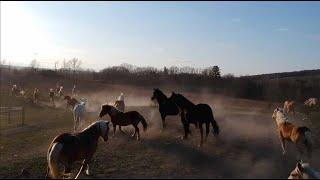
[
  {"xmin": 169, "ymin": 92, "xmax": 220, "ymax": 147},
  {"xmin": 151, "ymin": 88, "xmax": 180, "ymax": 131}
]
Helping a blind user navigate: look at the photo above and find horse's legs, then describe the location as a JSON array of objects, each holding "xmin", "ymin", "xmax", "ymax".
[
  {"xmin": 113, "ymin": 124, "xmax": 116, "ymax": 137},
  {"xmin": 75, "ymin": 159, "xmax": 88, "ymax": 179},
  {"xmin": 135, "ymin": 125, "xmax": 140, "ymax": 141},
  {"xmin": 279, "ymin": 132, "xmax": 286, "ymax": 155},
  {"xmin": 205, "ymin": 123, "xmax": 210, "ymax": 142},
  {"xmin": 199, "ymin": 124, "xmax": 204, "ymax": 147},
  {"xmin": 181, "ymin": 113, "xmax": 189, "ymax": 140},
  {"xmin": 161, "ymin": 113, "xmax": 166, "ymax": 131},
  {"xmin": 45, "ymin": 166, "xmax": 50, "ymax": 179}
]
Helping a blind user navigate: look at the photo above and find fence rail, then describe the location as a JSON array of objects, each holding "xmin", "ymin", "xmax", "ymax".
[{"xmin": 0, "ymin": 106, "xmax": 25, "ymax": 126}]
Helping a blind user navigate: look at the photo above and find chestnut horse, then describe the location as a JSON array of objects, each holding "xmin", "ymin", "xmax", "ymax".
[
  {"xmin": 169, "ymin": 92, "xmax": 220, "ymax": 147},
  {"xmin": 46, "ymin": 120, "xmax": 110, "ymax": 179},
  {"xmin": 151, "ymin": 88, "xmax": 179, "ymax": 131},
  {"xmin": 64, "ymin": 95, "xmax": 79, "ymax": 110},
  {"xmin": 99, "ymin": 104, "xmax": 148, "ymax": 141},
  {"xmin": 272, "ymin": 108, "xmax": 313, "ymax": 160},
  {"xmin": 288, "ymin": 162, "xmax": 320, "ymax": 179},
  {"xmin": 284, "ymin": 100, "xmax": 295, "ymax": 115}
]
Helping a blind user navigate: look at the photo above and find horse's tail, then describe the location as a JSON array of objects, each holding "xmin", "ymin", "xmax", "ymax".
[
  {"xmin": 47, "ymin": 142, "xmax": 63, "ymax": 179},
  {"xmin": 137, "ymin": 113, "xmax": 148, "ymax": 132}
]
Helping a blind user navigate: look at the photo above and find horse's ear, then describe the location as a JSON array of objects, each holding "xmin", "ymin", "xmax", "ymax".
[{"xmin": 297, "ymin": 162, "xmax": 304, "ymax": 172}]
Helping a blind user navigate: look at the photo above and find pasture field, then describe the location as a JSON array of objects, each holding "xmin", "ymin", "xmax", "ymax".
[{"xmin": 0, "ymin": 84, "xmax": 319, "ymax": 179}]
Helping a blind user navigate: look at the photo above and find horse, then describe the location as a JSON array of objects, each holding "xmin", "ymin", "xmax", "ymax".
[
  {"xmin": 151, "ymin": 88, "xmax": 179, "ymax": 130},
  {"xmin": 33, "ymin": 88, "xmax": 40, "ymax": 104},
  {"xmin": 71, "ymin": 85, "xmax": 77, "ymax": 97},
  {"xmin": 272, "ymin": 108, "xmax": 313, "ymax": 160},
  {"xmin": 11, "ymin": 84, "xmax": 20, "ymax": 97},
  {"xmin": 99, "ymin": 104, "xmax": 148, "ymax": 141},
  {"xmin": 49, "ymin": 88, "xmax": 55, "ymax": 106},
  {"xmin": 73, "ymin": 99, "xmax": 87, "ymax": 132},
  {"xmin": 284, "ymin": 100, "xmax": 296, "ymax": 115},
  {"xmin": 46, "ymin": 120, "xmax": 110, "ymax": 179},
  {"xmin": 64, "ymin": 95, "xmax": 80, "ymax": 110},
  {"xmin": 58, "ymin": 86, "xmax": 64, "ymax": 97},
  {"xmin": 169, "ymin": 92, "xmax": 220, "ymax": 147},
  {"xmin": 302, "ymin": 98, "xmax": 320, "ymax": 117},
  {"xmin": 288, "ymin": 162, "xmax": 320, "ymax": 179}
]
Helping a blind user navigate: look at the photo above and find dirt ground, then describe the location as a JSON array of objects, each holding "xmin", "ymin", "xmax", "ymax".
[{"xmin": 0, "ymin": 82, "xmax": 319, "ymax": 179}]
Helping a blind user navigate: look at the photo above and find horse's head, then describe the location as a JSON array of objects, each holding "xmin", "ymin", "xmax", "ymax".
[
  {"xmin": 151, "ymin": 88, "xmax": 161, "ymax": 101},
  {"xmin": 64, "ymin": 95, "xmax": 70, "ymax": 100},
  {"xmin": 97, "ymin": 120, "xmax": 110, "ymax": 142},
  {"xmin": 99, "ymin": 104, "xmax": 112, "ymax": 118},
  {"xmin": 272, "ymin": 107, "xmax": 283, "ymax": 120}
]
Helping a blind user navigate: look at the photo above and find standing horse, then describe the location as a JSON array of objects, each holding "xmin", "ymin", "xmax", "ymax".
[
  {"xmin": 33, "ymin": 88, "xmax": 40, "ymax": 104},
  {"xmin": 99, "ymin": 104, "xmax": 148, "ymax": 141},
  {"xmin": 151, "ymin": 88, "xmax": 179, "ymax": 130},
  {"xmin": 272, "ymin": 108, "xmax": 313, "ymax": 160},
  {"xmin": 169, "ymin": 92, "xmax": 220, "ymax": 147},
  {"xmin": 46, "ymin": 120, "xmax": 110, "ymax": 179},
  {"xmin": 288, "ymin": 162, "xmax": 320, "ymax": 179},
  {"xmin": 73, "ymin": 100, "xmax": 87, "ymax": 132},
  {"xmin": 64, "ymin": 95, "xmax": 80, "ymax": 110}
]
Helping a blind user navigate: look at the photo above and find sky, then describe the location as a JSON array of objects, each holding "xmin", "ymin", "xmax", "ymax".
[{"xmin": 1, "ymin": 1, "xmax": 320, "ymax": 76}]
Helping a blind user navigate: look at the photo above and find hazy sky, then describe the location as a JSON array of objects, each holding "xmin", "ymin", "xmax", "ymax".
[{"xmin": 1, "ymin": 1, "xmax": 320, "ymax": 76}]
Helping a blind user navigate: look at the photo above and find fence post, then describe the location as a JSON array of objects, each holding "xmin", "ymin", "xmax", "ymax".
[{"xmin": 22, "ymin": 107, "xmax": 25, "ymax": 126}]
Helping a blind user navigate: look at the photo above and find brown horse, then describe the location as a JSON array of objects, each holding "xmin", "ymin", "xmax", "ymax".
[
  {"xmin": 46, "ymin": 120, "xmax": 110, "ymax": 179},
  {"xmin": 64, "ymin": 95, "xmax": 79, "ymax": 110},
  {"xmin": 99, "ymin": 104, "xmax": 148, "ymax": 141},
  {"xmin": 272, "ymin": 108, "xmax": 313, "ymax": 160},
  {"xmin": 284, "ymin": 100, "xmax": 295, "ymax": 115}
]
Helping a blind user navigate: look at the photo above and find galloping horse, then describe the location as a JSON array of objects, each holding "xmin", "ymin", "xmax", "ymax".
[
  {"xmin": 151, "ymin": 88, "xmax": 179, "ymax": 130},
  {"xmin": 284, "ymin": 100, "xmax": 295, "ymax": 115},
  {"xmin": 73, "ymin": 100, "xmax": 87, "ymax": 132},
  {"xmin": 169, "ymin": 92, "xmax": 220, "ymax": 147},
  {"xmin": 99, "ymin": 104, "xmax": 148, "ymax": 141},
  {"xmin": 272, "ymin": 108, "xmax": 313, "ymax": 160},
  {"xmin": 46, "ymin": 120, "xmax": 110, "ymax": 179},
  {"xmin": 64, "ymin": 95, "xmax": 80, "ymax": 110},
  {"xmin": 302, "ymin": 98, "xmax": 320, "ymax": 117},
  {"xmin": 288, "ymin": 162, "xmax": 320, "ymax": 179}
]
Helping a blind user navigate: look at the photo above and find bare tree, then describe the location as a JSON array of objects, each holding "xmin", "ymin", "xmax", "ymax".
[
  {"xmin": 69, "ymin": 58, "xmax": 82, "ymax": 79},
  {"xmin": 30, "ymin": 59, "xmax": 40, "ymax": 72}
]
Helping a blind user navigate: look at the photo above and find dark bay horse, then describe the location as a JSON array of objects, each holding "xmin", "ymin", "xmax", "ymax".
[
  {"xmin": 151, "ymin": 88, "xmax": 180, "ymax": 131},
  {"xmin": 169, "ymin": 92, "xmax": 220, "ymax": 147},
  {"xmin": 64, "ymin": 95, "xmax": 79, "ymax": 110},
  {"xmin": 46, "ymin": 120, "xmax": 110, "ymax": 179},
  {"xmin": 99, "ymin": 104, "xmax": 148, "ymax": 141}
]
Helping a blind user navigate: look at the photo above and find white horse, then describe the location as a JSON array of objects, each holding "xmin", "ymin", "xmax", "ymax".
[
  {"xmin": 73, "ymin": 98, "xmax": 87, "ymax": 131},
  {"xmin": 288, "ymin": 162, "xmax": 320, "ymax": 179}
]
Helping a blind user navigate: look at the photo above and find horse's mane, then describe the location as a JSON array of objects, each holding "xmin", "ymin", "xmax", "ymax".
[
  {"xmin": 176, "ymin": 93, "xmax": 195, "ymax": 107},
  {"xmin": 155, "ymin": 89, "xmax": 168, "ymax": 100},
  {"xmin": 81, "ymin": 121, "xmax": 101, "ymax": 133}
]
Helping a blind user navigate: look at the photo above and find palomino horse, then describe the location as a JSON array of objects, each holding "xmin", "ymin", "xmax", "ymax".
[
  {"xmin": 284, "ymin": 100, "xmax": 295, "ymax": 115},
  {"xmin": 73, "ymin": 99, "xmax": 87, "ymax": 132},
  {"xmin": 272, "ymin": 108, "xmax": 313, "ymax": 160},
  {"xmin": 302, "ymin": 98, "xmax": 320, "ymax": 117},
  {"xmin": 64, "ymin": 95, "xmax": 80, "ymax": 110},
  {"xmin": 151, "ymin": 88, "xmax": 179, "ymax": 131},
  {"xmin": 99, "ymin": 104, "xmax": 148, "ymax": 141},
  {"xmin": 288, "ymin": 162, "xmax": 320, "ymax": 179},
  {"xmin": 46, "ymin": 120, "xmax": 110, "ymax": 179},
  {"xmin": 169, "ymin": 92, "xmax": 220, "ymax": 147}
]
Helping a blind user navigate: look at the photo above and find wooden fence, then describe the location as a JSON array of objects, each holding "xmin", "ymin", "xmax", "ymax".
[{"xmin": 0, "ymin": 106, "xmax": 25, "ymax": 127}]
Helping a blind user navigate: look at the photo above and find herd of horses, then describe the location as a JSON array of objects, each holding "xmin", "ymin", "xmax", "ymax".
[{"xmin": 8, "ymin": 84, "xmax": 320, "ymax": 179}]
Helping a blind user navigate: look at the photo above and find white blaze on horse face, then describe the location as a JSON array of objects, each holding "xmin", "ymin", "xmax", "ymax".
[{"xmin": 273, "ymin": 108, "xmax": 288, "ymax": 126}]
